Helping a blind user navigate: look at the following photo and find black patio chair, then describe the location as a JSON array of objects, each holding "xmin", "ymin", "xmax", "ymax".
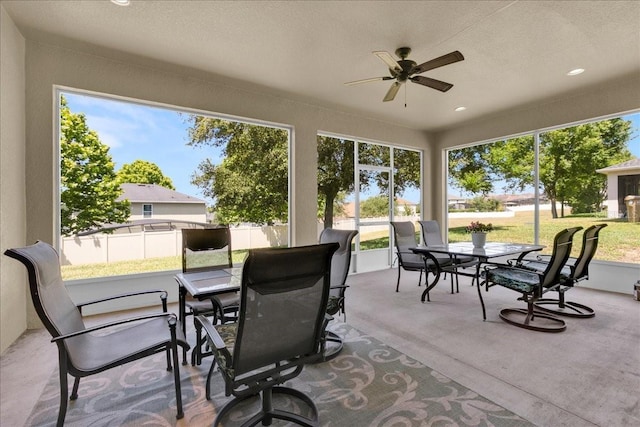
[
  {"xmin": 391, "ymin": 221, "xmax": 453, "ymax": 298},
  {"xmin": 4, "ymin": 241, "xmax": 188, "ymax": 426},
  {"xmin": 418, "ymin": 220, "xmax": 480, "ymax": 292},
  {"xmin": 520, "ymin": 224, "xmax": 607, "ymax": 318},
  {"xmin": 179, "ymin": 227, "xmax": 238, "ymax": 366},
  {"xmin": 195, "ymin": 243, "xmax": 338, "ymax": 425},
  {"xmin": 481, "ymin": 227, "xmax": 582, "ymax": 332},
  {"xmin": 318, "ymin": 228, "xmax": 358, "ymax": 360}
]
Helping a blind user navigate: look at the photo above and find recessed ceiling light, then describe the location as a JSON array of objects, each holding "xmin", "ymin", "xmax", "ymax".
[
  {"xmin": 567, "ymin": 68, "xmax": 585, "ymax": 76},
  {"xmin": 110, "ymin": 0, "xmax": 130, "ymax": 6},
  {"xmin": 454, "ymin": 106, "xmax": 467, "ymax": 112}
]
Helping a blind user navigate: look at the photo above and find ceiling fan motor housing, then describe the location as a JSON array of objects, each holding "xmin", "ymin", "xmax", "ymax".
[{"xmin": 392, "ymin": 60, "xmax": 418, "ymax": 81}]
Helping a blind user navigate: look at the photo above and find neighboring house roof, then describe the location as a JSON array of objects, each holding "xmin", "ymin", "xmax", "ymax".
[
  {"xmin": 396, "ymin": 197, "xmax": 417, "ymax": 206},
  {"xmin": 596, "ymin": 158, "xmax": 640, "ymax": 174},
  {"xmin": 118, "ymin": 183, "xmax": 205, "ymax": 204}
]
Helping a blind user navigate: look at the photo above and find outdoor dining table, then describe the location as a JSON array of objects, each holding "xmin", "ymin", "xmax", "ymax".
[
  {"xmin": 174, "ymin": 267, "xmax": 242, "ymax": 363},
  {"xmin": 411, "ymin": 242, "xmax": 544, "ymax": 320}
]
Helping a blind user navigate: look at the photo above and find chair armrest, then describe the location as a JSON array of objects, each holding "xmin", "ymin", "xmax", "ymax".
[
  {"xmin": 51, "ymin": 312, "xmax": 178, "ymax": 342},
  {"xmin": 195, "ymin": 315, "xmax": 232, "ymax": 367},
  {"xmin": 76, "ymin": 289, "xmax": 168, "ymax": 314},
  {"xmin": 194, "ymin": 315, "xmax": 227, "ymax": 349}
]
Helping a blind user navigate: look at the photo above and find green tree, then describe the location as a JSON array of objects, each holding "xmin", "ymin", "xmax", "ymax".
[
  {"xmin": 186, "ymin": 117, "xmax": 288, "ymax": 225},
  {"xmin": 360, "ymin": 195, "xmax": 390, "ymax": 218},
  {"xmin": 116, "ymin": 160, "xmax": 175, "ymax": 189},
  {"xmin": 60, "ymin": 97, "xmax": 130, "ymax": 235},
  {"xmin": 317, "ymin": 136, "xmax": 362, "ymax": 228},
  {"xmin": 317, "ymin": 138, "xmax": 421, "ymax": 228},
  {"xmin": 448, "ymin": 119, "xmax": 633, "ymax": 217}
]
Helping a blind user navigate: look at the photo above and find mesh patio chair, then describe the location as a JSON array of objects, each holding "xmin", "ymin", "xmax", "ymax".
[
  {"xmin": 195, "ymin": 243, "xmax": 338, "ymax": 426},
  {"xmin": 179, "ymin": 227, "xmax": 239, "ymax": 366},
  {"xmin": 418, "ymin": 220, "xmax": 480, "ymax": 293},
  {"xmin": 4, "ymin": 241, "xmax": 189, "ymax": 426},
  {"xmin": 391, "ymin": 221, "xmax": 453, "ymax": 299},
  {"xmin": 318, "ymin": 228, "xmax": 358, "ymax": 360},
  {"xmin": 481, "ymin": 227, "xmax": 582, "ymax": 332},
  {"xmin": 520, "ymin": 224, "xmax": 607, "ymax": 318}
]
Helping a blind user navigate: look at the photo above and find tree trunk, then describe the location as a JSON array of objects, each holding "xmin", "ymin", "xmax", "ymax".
[
  {"xmin": 550, "ymin": 198, "xmax": 558, "ymax": 218},
  {"xmin": 323, "ymin": 194, "xmax": 335, "ymax": 229}
]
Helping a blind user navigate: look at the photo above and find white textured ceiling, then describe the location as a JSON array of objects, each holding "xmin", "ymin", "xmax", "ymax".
[{"xmin": 3, "ymin": 0, "xmax": 640, "ymax": 131}]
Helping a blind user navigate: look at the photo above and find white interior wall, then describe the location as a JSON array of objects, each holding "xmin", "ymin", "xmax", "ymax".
[{"xmin": 0, "ymin": 6, "xmax": 27, "ymax": 353}]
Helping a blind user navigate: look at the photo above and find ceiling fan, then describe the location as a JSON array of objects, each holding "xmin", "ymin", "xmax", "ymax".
[{"xmin": 345, "ymin": 47, "xmax": 464, "ymax": 102}]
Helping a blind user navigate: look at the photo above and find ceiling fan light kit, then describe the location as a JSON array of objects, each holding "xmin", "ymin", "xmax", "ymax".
[{"xmin": 345, "ymin": 47, "xmax": 464, "ymax": 102}]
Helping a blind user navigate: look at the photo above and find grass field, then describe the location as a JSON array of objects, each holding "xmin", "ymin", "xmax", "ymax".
[{"xmin": 61, "ymin": 211, "xmax": 638, "ymax": 280}]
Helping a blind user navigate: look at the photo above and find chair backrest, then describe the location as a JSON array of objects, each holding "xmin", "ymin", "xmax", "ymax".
[
  {"xmin": 418, "ymin": 220, "xmax": 445, "ymax": 246},
  {"xmin": 182, "ymin": 227, "xmax": 233, "ymax": 273},
  {"xmin": 571, "ymin": 224, "xmax": 607, "ymax": 281},
  {"xmin": 318, "ymin": 228, "xmax": 358, "ymax": 289},
  {"xmin": 4, "ymin": 241, "xmax": 85, "ymax": 339},
  {"xmin": 391, "ymin": 221, "xmax": 418, "ymax": 251},
  {"xmin": 390, "ymin": 221, "xmax": 421, "ymax": 267},
  {"xmin": 541, "ymin": 227, "xmax": 583, "ymax": 288},
  {"xmin": 232, "ymin": 243, "xmax": 338, "ymax": 376}
]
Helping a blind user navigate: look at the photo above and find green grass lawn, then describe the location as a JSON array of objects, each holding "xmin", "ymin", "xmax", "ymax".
[{"xmin": 61, "ymin": 211, "xmax": 638, "ymax": 280}]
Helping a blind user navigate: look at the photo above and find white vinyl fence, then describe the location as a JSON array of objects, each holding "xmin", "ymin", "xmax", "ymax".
[{"xmin": 60, "ymin": 225, "xmax": 288, "ymax": 266}]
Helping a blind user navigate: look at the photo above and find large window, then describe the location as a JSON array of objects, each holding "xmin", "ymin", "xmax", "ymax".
[
  {"xmin": 58, "ymin": 90, "xmax": 290, "ymax": 280},
  {"xmin": 317, "ymin": 134, "xmax": 422, "ymax": 272},
  {"xmin": 446, "ymin": 113, "xmax": 640, "ymax": 263}
]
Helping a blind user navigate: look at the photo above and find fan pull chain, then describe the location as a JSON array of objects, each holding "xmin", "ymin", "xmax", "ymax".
[{"xmin": 404, "ymin": 84, "xmax": 407, "ymax": 108}]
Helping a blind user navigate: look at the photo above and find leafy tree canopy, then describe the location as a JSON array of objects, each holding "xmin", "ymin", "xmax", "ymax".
[
  {"xmin": 186, "ymin": 117, "xmax": 288, "ymax": 225},
  {"xmin": 60, "ymin": 96, "xmax": 130, "ymax": 235},
  {"xmin": 360, "ymin": 195, "xmax": 390, "ymax": 218},
  {"xmin": 448, "ymin": 118, "xmax": 633, "ymax": 217},
  {"xmin": 117, "ymin": 160, "xmax": 175, "ymax": 189}
]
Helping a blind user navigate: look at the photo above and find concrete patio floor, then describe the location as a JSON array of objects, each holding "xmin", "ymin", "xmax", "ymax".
[{"xmin": 1, "ymin": 267, "xmax": 639, "ymax": 426}]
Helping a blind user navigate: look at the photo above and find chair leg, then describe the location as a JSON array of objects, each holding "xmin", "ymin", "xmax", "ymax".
[
  {"xmin": 70, "ymin": 377, "xmax": 80, "ymax": 400},
  {"xmin": 168, "ymin": 318, "xmax": 184, "ymax": 419},
  {"xmin": 205, "ymin": 358, "xmax": 217, "ymax": 401},
  {"xmin": 192, "ymin": 317, "xmax": 202, "ymax": 366},
  {"xmin": 395, "ymin": 266, "xmax": 401, "ymax": 292},
  {"xmin": 56, "ymin": 351, "xmax": 69, "ymax": 427},
  {"xmin": 499, "ymin": 298, "xmax": 566, "ymax": 332},
  {"xmin": 534, "ymin": 298, "xmax": 595, "ymax": 318}
]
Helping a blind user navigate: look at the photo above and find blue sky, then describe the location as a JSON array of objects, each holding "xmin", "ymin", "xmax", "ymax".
[{"xmin": 63, "ymin": 92, "xmax": 640, "ymax": 202}]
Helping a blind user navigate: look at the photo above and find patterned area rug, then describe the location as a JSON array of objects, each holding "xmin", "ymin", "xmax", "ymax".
[{"xmin": 27, "ymin": 323, "xmax": 534, "ymax": 426}]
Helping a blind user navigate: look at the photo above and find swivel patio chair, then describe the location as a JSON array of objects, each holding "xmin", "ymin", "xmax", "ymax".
[
  {"xmin": 521, "ymin": 224, "xmax": 607, "ymax": 318},
  {"xmin": 391, "ymin": 221, "xmax": 453, "ymax": 299},
  {"xmin": 481, "ymin": 227, "xmax": 582, "ymax": 332},
  {"xmin": 4, "ymin": 241, "xmax": 188, "ymax": 426},
  {"xmin": 418, "ymin": 220, "xmax": 480, "ymax": 293},
  {"xmin": 318, "ymin": 228, "xmax": 358, "ymax": 360},
  {"xmin": 179, "ymin": 227, "xmax": 238, "ymax": 366},
  {"xmin": 195, "ymin": 243, "xmax": 338, "ymax": 425}
]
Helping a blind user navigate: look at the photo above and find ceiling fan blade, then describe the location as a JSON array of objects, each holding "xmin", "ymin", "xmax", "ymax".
[
  {"xmin": 411, "ymin": 76, "xmax": 454, "ymax": 92},
  {"xmin": 383, "ymin": 82, "xmax": 402, "ymax": 102},
  {"xmin": 412, "ymin": 50, "xmax": 464, "ymax": 74},
  {"xmin": 373, "ymin": 51, "xmax": 402, "ymax": 72},
  {"xmin": 344, "ymin": 76, "xmax": 393, "ymax": 86}
]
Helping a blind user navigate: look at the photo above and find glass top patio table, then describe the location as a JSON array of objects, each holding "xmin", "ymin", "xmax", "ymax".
[
  {"xmin": 413, "ymin": 242, "xmax": 544, "ymax": 259},
  {"xmin": 175, "ymin": 267, "xmax": 242, "ymax": 364},
  {"xmin": 411, "ymin": 242, "xmax": 544, "ymax": 320}
]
